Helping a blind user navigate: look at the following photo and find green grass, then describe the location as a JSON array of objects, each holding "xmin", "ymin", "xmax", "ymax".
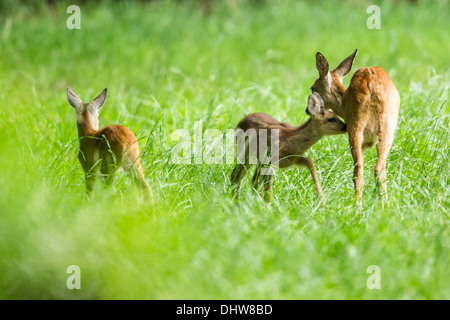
[{"xmin": 0, "ymin": 0, "xmax": 449, "ymax": 299}]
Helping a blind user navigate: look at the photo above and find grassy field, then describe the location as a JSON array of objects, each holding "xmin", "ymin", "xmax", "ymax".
[{"xmin": 0, "ymin": 0, "xmax": 449, "ymax": 299}]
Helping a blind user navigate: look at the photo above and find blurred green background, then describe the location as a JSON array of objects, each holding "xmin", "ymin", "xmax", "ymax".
[{"xmin": 0, "ymin": 0, "xmax": 449, "ymax": 299}]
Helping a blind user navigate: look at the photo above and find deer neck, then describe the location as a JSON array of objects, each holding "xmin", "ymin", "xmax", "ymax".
[
  {"xmin": 292, "ymin": 119, "xmax": 324, "ymax": 151},
  {"xmin": 329, "ymin": 75, "xmax": 347, "ymax": 118},
  {"xmin": 332, "ymin": 91, "xmax": 346, "ymax": 118},
  {"xmin": 76, "ymin": 110, "xmax": 97, "ymax": 139}
]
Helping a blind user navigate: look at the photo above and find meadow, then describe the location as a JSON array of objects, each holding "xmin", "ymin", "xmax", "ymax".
[{"xmin": 0, "ymin": 0, "xmax": 449, "ymax": 299}]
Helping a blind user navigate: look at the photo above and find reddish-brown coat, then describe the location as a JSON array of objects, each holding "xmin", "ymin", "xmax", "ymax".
[
  {"xmin": 230, "ymin": 93, "xmax": 346, "ymax": 203},
  {"xmin": 68, "ymin": 88, "xmax": 153, "ymax": 201},
  {"xmin": 312, "ymin": 50, "xmax": 400, "ymax": 206}
]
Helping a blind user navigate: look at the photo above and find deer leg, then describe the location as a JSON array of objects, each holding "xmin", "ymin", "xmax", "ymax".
[
  {"xmin": 122, "ymin": 142, "xmax": 154, "ymax": 203},
  {"xmin": 100, "ymin": 154, "xmax": 117, "ymax": 189},
  {"xmin": 230, "ymin": 163, "xmax": 251, "ymax": 200},
  {"xmin": 262, "ymin": 173, "xmax": 273, "ymax": 203},
  {"xmin": 374, "ymin": 156, "xmax": 387, "ymax": 208},
  {"xmin": 84, "ymin": 173, "xmax": 96, "ymax": 196},
  {"xmin": 130, "ymin": 158, "xmax": 154, "ymax": 203},
  {"xmin": 251, "ymin": 165, "xmax": 272, "ymax": 202},
  {"xmin": 82, "ymin": 159, "xmax": 101, "ymax": 196},
  {"xmin": 349, "ymin": 131, "xmax": 364, "ymax": 205},
  {"xmin": 100, "ymin": 169, "xmax": 115, "ymax": 190},
  {"xmin": 375, "ymin": 127, "xmax": 395, "ymax": 207},
  {"xmin": 251, "ymin": 165, "xmax": 263, "ymax": 193},
  {"xmin": 79, "ymin": 152, "xmax": 100, "ymax": 196},
  {"xmin": 84, "ymin": 164, "xmax": 101, "ymax": 196},
  {"xmin": 296, "ymin": 157, "xmax": 323, "ymax": 198}
]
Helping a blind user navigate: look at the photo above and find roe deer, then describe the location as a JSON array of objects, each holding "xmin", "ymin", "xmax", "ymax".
[
  {"xmin": 311, "ymin": 49, "xmax": 400, "ymax": 206},
  {"xmin": 230, "ymin": 92, "xmax": 346, "ymax": 203},
  {"xmin": 67, "ymin": 87, "xmax": 153, "ymax": 201}
]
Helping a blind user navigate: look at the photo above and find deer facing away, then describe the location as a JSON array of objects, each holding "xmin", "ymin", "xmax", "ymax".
[
  {"xmin": 311, "ymin": 50, "xmax": 400, "ymax": 206},
  {"xmin": 67, "ymin": 87, "xmax": 153, "ymax": 201},
  {"xmin": 230, "ymin": 92, "xmax": 347, "ymax": 203}
]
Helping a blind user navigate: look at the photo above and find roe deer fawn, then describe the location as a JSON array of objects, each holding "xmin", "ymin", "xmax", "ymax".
[
  {"xmin": 311, "ymin": 49, "xmax": 400, "ymax": 206},
  {"xmin": 67, "ymin": 87, "xmax": 153, "ymax": 201},
  {"xmin": 230, "ymin": 92, "xmax": 347, "ymax": 203}
]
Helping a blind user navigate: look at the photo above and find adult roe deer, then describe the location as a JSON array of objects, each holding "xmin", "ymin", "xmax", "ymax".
[
  {"xmin": 230, "ymin": 92, "xmax": 347, "ymax": 203},
  {"xmin": 67, "ymin": 87, "xmax": 153, "ymax": 201},
  {"xmin": 310, "ymin": 49, "xmax": 400, "ymax": 206}
]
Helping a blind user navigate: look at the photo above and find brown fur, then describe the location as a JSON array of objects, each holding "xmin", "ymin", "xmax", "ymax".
[
  {"xmin": 312, "ymin": 50, "xmax": 400, "ymax": 206},
  {"xmin": 230, "ymin": 93, "xmax": 346, "ymax": 203},
  {"xmin": 68, "ymin": 88, "xmax": 153, "ymax": 201}
]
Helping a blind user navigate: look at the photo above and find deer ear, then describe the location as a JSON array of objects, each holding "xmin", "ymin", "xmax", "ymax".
[
  {"xmin": 306, "ymin": 92, "xmax": 324, "ymax": 116},
  {"xmin": 315, "ymin": 52, "xmax": 329, "ymax": 79},
  {"xmin": 90, "ymin": 88, "xmax": 107, "ymax": 110},
  {"xmin": 332, "ymin": 49, "xmax": 358, "ymax": 83},
  {"xmin": 67, "ymin": 87, "xmax": 83, "ymax": 109}
]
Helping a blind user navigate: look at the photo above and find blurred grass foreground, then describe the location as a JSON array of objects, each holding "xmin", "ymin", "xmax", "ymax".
[{"xmin": 0, "ymin": 0, "xmax": 449, "ymax": 299}]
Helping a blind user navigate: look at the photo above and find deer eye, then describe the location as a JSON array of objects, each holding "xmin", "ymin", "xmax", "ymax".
[{"xmin": 327, "ymin": 118, "xmax": 337, "ymax": 123}]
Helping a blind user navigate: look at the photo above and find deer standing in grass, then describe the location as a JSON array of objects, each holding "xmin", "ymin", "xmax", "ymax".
[
  {"xmin": 230, "ymin": 92, "xmax": 347, "ymax": 203},
  {"xmin": 67, "ymin": 87, "xmax": 153, "ymax": 201},
  {"xmin": 310, "ymin": 50, "xmax": 400, "ymax": 206}
]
